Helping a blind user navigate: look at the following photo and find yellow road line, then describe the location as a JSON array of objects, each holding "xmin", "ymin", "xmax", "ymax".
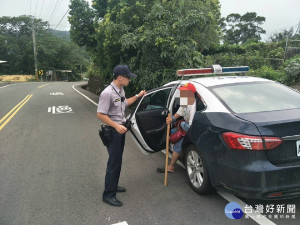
[
  {"xmin": 0, "ymin": 95, "xmax": 31, "ymax": 124},
  {"xmin": 0, "ymin": 94, "xmax": 33, "ymax": 131},
  {"xmin": 38, "ymin": 84, "xmax": 49, "ymax": 88}
]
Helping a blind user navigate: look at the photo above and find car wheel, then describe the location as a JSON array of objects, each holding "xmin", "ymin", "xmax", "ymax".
[{"xmin": 185, "ymin": 145, "xmax": 214, "ymax": 194}]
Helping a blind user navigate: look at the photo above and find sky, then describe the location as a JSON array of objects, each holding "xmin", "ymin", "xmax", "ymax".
[
  {"xmin": 0, "ymin": 0, "xmax": 299, "ymax": 40},
  {"xmin": 219, "ymin": 0, "xmax": 300, "ymax": 40}
]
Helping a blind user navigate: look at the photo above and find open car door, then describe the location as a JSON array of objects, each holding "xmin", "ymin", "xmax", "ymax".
[{"xmin": 129, "ymin": 86, "xmax": 175, "ymax": 154}]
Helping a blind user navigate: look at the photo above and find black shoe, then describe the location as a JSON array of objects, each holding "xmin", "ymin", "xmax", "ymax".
[
  {"xmin": 103, "ymin": 197, "xmax": 122, "ymax": 207},
  {"xmin": 117, "ymin": 186, "xmax": 126, "ymax": 192}
]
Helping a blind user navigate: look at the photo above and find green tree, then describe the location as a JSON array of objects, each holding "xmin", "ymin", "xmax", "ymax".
[
  {"xmin": 92, "ymin": 0, "xmax": 108, "ymax": 19},
  {"xmin": 69, "ymin": 0, "xmax": 221, "ymax": 91},
  {"xmin": 0, "ymin": 15, "xmax": 89, "ymax": 78},
  {"xmin": 68, "ymin": 0, "xmax": 96, "ymax": 51},
  {"xmin": 222, "ymin": 12, "xmax": 266, "ymax": 44},
  {"xmin": 269, "ymin": 27, "xmax": 295, "ymax": 43},
  {"xmin": 0, "ymin": 16, "xmax": 47, "ymax": 74}
]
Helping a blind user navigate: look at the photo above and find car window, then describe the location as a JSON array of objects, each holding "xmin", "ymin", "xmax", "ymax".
[
  {"xmin": 196, "ymin": 93, "xmax": 206, "ymax": 111},
  {"xmin": 172, "ymin": 91, "xmax": 206, "ymax": 113},
  {"xmin": 137, "ymin": 88, "xmax": 172, "ymax": 112},
  {"xmin": 212, "ymin": 82, "xmax": 300, "ymax": 113}
]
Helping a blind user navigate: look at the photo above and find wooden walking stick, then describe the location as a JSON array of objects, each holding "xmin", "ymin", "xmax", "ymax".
[{"xmin": 164, "ymin": 113, "xmax": 172, "ymax": 186}]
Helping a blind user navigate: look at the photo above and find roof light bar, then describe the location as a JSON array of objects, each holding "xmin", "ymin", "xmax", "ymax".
[
  {"xmin": 222, "ymin": 66, "xmax": 249, "ymax": 74},
  {"xmin": 177, "ymin": 65, "xmax": 249, "ymax": 76},
  {"xmin": 177, "ymin": 68, "xmax": 213, "ymax": 76}
]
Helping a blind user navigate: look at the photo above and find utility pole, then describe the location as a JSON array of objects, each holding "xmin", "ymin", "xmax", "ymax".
[
  {"xmin": 80, "ymin": 64, "xmax": 82, "ymax": 80},
  {"xmin": 284, "ymin": 36, "xmax": 289, "ymax": 62},
  {"xmin": 32, "ymin": 27, "xmax": 38, "ymax": 81}
]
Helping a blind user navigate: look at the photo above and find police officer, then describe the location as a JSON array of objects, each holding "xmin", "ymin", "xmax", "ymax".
[{"xmin": 97, "ymin": 65, "xmax": 146, "ymax": 207}]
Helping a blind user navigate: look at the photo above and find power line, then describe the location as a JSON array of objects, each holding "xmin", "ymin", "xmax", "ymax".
[
  {"xmin": 34, "ymin": 0, "xmax": 39, "ymax": 17},
  {"xmin": 39, "ymin": 0, "xmax": 46, "ymax": 19},
  {"xmin": 53, "ymin": 8, "xmax": 70, "ymax": 31},
  {"xmin": 47, "ymin": 0, "xmax": 63, "ymax": 23},
  {"xmin": 29, "ymin": 0, "xmax": 71, "ymax": 31},
  {"xmin": 30, "ymin": 0, "xmax": 33, "ymax": 15},
  {"xmin": 44, "ymin": 0, "xmax": 56, "ymax": 19}
]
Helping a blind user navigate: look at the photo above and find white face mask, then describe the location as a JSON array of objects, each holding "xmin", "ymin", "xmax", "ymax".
[
  {"xmin": 175, "ymin": 89, "xmax": 195, "ymax": 107},
  {"xmin": 180, "ymin": 97, "xmax": 188, "ymax": 106}
]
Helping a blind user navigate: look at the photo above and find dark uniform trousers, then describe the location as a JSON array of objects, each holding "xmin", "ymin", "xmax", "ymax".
[{"xmin": 103, "ymin": 130, "xmax": 126, "ymax": 198}]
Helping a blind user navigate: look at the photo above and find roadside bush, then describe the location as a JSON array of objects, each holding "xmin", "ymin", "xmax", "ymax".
[
  {"xmin": 204, "ymin": 52, "xmax": 265, "ymax": 69},
  {"xmin": 86, "ymin": 63, "xmax": 101, "ymax": 79},
  {"xmin": 26, "ymin": 76, "xmax": 36, "ymax": 82},
  {"xmin": 284, "ymin": 57, "xmax": 300, "ymax": 85},
  {"xmin": 204, "ymin": 41, "xmax": 285, "ymax": 70},
  {"xmin": 250, "ymin": 66, "xmax": 286, "ymax": 83}
]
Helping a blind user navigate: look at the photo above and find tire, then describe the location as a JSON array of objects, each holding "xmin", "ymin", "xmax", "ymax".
[{"xmin": 185, "ymin": 145, "xmax": 214, "ymax": 194}]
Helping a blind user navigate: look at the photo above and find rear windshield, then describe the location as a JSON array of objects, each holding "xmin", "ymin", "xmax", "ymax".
[{"xmin": 211, "ymin": 82, "xmax": 300, "ymax": 113}]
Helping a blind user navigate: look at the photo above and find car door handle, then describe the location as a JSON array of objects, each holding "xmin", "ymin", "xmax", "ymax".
[{"xmin": 161, "ymin": 110, "xmax": 169, "ymax": 116}]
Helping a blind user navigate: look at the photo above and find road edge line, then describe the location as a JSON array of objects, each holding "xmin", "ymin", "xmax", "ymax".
[
  {"xmin": 72, "ymin": 84, "xmax": 98, "ymax": 106},
  {"xmin": 0, "ymin": 84, "xmax": 17, "ymax": 89}
]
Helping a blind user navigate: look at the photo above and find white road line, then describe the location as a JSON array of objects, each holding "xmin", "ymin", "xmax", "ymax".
[
  {"xmin": 218, "ymin": 190, "xmax": 276, "ymax": 225},
  {"xmin": 74, "ymin": 83, "xmax": 274, "ymax": 225},
  {"xmin": 0, "ymin": 84, "xmax": 17, "ymax": 89},
  {"xmin": 52, "ymin": 106, "xmax": 55, "ymax": 114},
  {"xmin": 111, "ymin": 222, "xmax": 128, "ymax": 225},
  {"xmin": 72, "ymin": 84, "xmax": 98, "ymax": 106}
]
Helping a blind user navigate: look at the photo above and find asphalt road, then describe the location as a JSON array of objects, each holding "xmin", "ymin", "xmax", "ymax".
[{"xmin": 0, "ymin": 81, "xmax": 299, "ymax": 225}]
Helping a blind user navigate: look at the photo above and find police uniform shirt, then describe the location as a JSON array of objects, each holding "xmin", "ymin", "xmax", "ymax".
[{"xmin": 97, "ymin": 82, "xmax": 128, "ymax": 124}]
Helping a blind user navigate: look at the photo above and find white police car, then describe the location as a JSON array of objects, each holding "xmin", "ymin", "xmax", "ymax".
[{"xmin": 128, "ymin": 65, "xmax": 300, "ymax": 199}]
